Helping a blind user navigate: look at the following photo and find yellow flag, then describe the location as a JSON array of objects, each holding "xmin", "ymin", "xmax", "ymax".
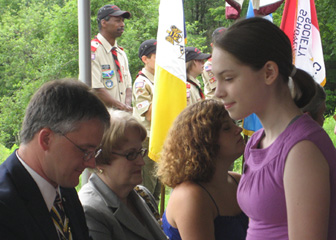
[{"xmin": 149, "ymin": 0, "xmax": 187, "ymax": 161}]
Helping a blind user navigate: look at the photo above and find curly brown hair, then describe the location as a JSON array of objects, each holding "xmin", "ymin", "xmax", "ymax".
[{"xmin": 156, "ymin": 99, "xmax": 229, "ymax": 188}]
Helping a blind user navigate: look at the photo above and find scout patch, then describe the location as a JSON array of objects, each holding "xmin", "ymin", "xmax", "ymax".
[
  {"xmin": 91, "ymin": 39, "xmax": 100, "ymax": 52},
  {"xmin": 102, "ymin": 70, "xmax": 114, "ymax": 79},
  {"xmin": 209, "ymin": 77, "xmax": 216, "ymax": 84},
  {"xmin": 135, "ymin": 81, "xmax": 144, "ymax": 89},
  {"xmin": 208, "ymin": 71, "xmax": 214, "ymax": 78},
  {"xmin": 91, "ymin": 53, "xmax": 95, "ymax": 60},
  {"xmin": 205, "ymin": 65, "xmax": 212, "ymax": 71},
  {"xmin": 102, "ymin": 65, "xmax": 111, "ymax": 70},
  {"xmin": 136, "ymin": 100, "xmax": 150, "ymax": 110},
  {"xmin": 186, "ymin": 83, "xmax": 191, "ymax": 98},
  {"xmin": 136, "ymin": 89, "xmax": 145, "ymax": 95},
  {"xmin": 104, "ymin": 79, "xmax": 114, "ymax": 89}
]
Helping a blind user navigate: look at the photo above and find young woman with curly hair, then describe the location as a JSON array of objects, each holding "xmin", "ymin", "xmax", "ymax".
[{"xmin": 157, "ymin": 99, "xmax": 248, "ymax": 240}]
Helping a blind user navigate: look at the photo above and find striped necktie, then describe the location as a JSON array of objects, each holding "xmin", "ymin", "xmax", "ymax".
[
  {"xmin": 111, "ymin": 47, "xmax": 123, "ymax": 82},
  {"xmin": 51, "ymin": 192, "xmax": 71, "ymax": 240}
]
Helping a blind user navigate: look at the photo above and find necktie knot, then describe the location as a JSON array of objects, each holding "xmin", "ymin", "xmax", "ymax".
[{"xmin": 54, "ymin": 192, "xmax": 62, "ymax": 204}]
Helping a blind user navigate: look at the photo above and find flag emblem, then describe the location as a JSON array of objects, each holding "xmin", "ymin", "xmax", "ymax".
[{"xmin": 166, "ymin": 25, "xmax": 183, "ymax": 45}]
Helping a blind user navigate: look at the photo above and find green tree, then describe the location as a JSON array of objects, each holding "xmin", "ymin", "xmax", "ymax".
[
  {"xmin": 185, "ymin": 0, "xmax": 231, "ymax": 51},
  {"xmin": 207, "ymin": 0, "xmax": 336, "ymax": 115},
  {"xmin": 0, "ymin": 0, "xmax": 336, "ymax": 149},
  {"xmin": 0, "ymin": 0, "xmax": 79, "ymax": 147},
  {"xmin": 0, "ymin": 0, "xmax": 161, "ymax": 148},
  {"xmin": 315, "ymin": 0, "xmax": 336, "ymax": 115}
]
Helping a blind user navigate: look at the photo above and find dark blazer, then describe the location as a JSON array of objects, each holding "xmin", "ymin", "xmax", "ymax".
[
  {"xmin": 79, "ymin": 173, "xmax": 168, "ymax": 240},
  {"xmin": 0, "ymin": 151, "xmax": 91, "ymax": 240}
]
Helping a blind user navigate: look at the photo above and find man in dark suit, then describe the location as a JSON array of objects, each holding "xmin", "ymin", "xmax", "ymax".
[{"xmin": 0, "ymin": 79, "xmax": 110, "ymax": 240}]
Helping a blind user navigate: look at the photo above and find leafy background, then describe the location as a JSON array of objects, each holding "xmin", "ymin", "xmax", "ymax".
[{"xmin": 0, "ymin": 0, "xmax": 335, "ymax": 170}]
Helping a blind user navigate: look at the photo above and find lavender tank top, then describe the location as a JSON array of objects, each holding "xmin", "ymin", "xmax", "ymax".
[{"xmin": 237, "ymin": 114, "xmax": 336, "ymax": 240}]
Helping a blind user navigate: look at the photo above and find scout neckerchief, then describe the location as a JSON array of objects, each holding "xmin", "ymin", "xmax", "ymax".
[{"xmin": 187, "ymin": 79, "xmax": 205, "ymax": 99}]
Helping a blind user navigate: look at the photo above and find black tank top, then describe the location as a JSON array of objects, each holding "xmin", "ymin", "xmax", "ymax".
[{"xmin": 196, "ymin": 174, "xmax": 248, "ymax": 240}]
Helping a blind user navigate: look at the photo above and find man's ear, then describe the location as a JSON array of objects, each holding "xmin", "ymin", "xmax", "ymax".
[
  {"xmin": 101, "ymin": 19, "xmax": 107, "ymax": 28},
  {"xmin": 38, "ymin": 128, "xmax": 53, "ymax": 151},
  {"xmin": 264, "ymin": 61, "xmax": 279, "ymax": 85},
  {"xmin": 141, "ymin": 55, "xmax": 147, "ymax": 64}
]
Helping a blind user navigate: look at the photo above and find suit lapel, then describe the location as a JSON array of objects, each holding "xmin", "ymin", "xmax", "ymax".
[
  {"xmin": 25, "ymin": 197, "xmax": 59, "ymax": 240},
  {"xmin": 113, "ymin": 201, "xmax": 154, "ymax": 240},
  {"xmin": 133, "ymin": 190, "xmax": 167, "ymax": 240},
  {"xmin": 8, "ymin": 153, "xmax": 59, "ymax": 240},
  {"xmin": 90, "ymin": 174, "xmax": 154, "ymax": 240}
]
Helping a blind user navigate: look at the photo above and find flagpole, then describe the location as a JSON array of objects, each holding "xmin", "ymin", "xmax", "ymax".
[{"xmin": 160, "ymin": 185, "xmax": 165, "ymax": 217}]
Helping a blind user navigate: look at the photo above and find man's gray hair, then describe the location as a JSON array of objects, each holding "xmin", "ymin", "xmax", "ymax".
[{"xmin": 20, "ymin": 79, "xmax": 110, "ymax": 143}]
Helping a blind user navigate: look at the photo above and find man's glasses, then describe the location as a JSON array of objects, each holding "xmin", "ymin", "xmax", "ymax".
[
  {"xmin": 62, "ymin": 134, "xmax": 102, "ymax": 161},
  {"xmin": 111, "ymin": 148, "xmax": 147, "ymax": 161}
]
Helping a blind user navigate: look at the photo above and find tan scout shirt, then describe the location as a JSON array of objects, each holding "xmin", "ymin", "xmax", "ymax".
[
  {"xmin": 187, "ymin": 75, "xmax": 203, "ymax": 106},
  {"xmin": 202, "ymin": 59, "xmax": 218, "ymax": 99},
  {"xmin": 132, "ymin": 68, "xmax": 154, "ymax": 135},
  {"xmin": 91, "ymin": 33, "xmax": 132, "ymax": 105}
]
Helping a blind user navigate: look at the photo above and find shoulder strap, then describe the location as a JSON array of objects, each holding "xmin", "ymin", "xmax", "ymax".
[
  {"xmin": 135, "ymin": 70, "xmax": 147, "ymax": 79},
  {"xmin": 135, "ymin": 71, "xmax": 154, "ymax": 92},
  {"xmin": 228, "ymin": 173, "xmax": 239, "ymax": 185},
  {"xmin": 195, "ymin": 182, "xmax": 220, "ymax": 216}
]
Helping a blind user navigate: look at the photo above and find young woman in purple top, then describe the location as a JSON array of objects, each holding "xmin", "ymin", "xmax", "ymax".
[
  {"xmin": 157, "ymin": 99, "xmax": 248, "ymax": 240},
  {"xmin": 212, "ymin": 17, "xmax": 336, "ymax": 240}
]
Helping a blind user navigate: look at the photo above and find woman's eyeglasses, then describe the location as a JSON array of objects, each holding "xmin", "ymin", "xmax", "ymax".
[{"xmin": 111, "ymin": 148, "xmax": 148, "ymax": 161}]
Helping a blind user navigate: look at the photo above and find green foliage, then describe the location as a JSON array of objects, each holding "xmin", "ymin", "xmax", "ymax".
[
  {"xmin": 315, "ymin": 0, "xmax": 336, "ymax": 62},
  {"xmin": 0, "ymin": 0, "xmax": 162, "ymax": 148},
  {"xmin": 233, "ymin": 156, "xmax": 243, "ymax": 174},
  {"xmin": 325, "ymin": 89, "xmax": 336, "ymax": 116},
  {"xmin": 323, "ymin": 115, "xmax": 336, "ymax": 146},
  {"xmin": 185, "ymin": 21, "xmax": 207, "ymax": 50},
  {"xmin": 0, "ymin": 144, "xmax": 18, "ymax": 164},
  {"xmin": 315, "ymin": 0, "xmax": 336, "ymax": 115},
  {"xmin": 1, "ymin": 0, "xmax": 336, "ymax": 148},
  {"xmin": 185, "ymin": 0, "xmax": 231, "ymax": 51},
  {"xmin": 0, "ymin": 0, "xmax": 80, "ymax": 147}
]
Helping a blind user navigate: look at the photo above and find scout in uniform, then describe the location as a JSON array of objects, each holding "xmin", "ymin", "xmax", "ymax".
[
  {"xmin": 91, "ymin": 4, "xmax": 133, "ymax": 112},
  {"xmin": 132, "ymin": 39, "xmax": 161, "ymax": 203},
  {"xmin": 202, "ymin": 27, "xmax": 227, "ymax": 99},
  {"xmin": 202, "ymin": 58, "xmax": 217, "ymax": 99},
  {"xmin": 185, "ymin": 46, "xmax": 211, "ymax": 106}
]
